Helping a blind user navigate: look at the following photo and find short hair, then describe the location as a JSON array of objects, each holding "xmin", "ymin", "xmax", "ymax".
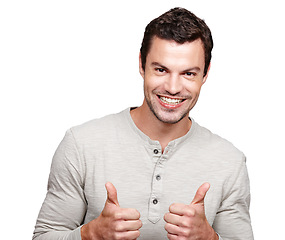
[{"xmin": 140, "ymin": 7, "xmax": 213, "ymax": 76}]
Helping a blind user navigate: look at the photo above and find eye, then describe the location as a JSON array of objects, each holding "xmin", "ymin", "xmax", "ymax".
[
  {"xmin": 185, "ymin": 72, "xmax": 195, "ymax": 76},
  {"xmin": 155, "ymin": 68, "xmax": 166, "ymax": 73},
  {"xmin": 184, "ymin": 72, "xmax": 197, "ymax": 79}
]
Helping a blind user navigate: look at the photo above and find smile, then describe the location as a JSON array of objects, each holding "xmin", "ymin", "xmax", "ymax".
[{"xmin": 159, "ymin": 96, "xmax": 184, "ymax": 105}]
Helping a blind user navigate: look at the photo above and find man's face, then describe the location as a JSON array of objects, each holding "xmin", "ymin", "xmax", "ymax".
[{"xmin": 139, "ymin": 37, "xmax": 209, "ymax": 124}]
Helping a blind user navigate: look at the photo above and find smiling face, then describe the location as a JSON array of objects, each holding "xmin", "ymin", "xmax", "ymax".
[{"xmin": 139, "ymin": 37, "xmax": 210, "ymax": 124}]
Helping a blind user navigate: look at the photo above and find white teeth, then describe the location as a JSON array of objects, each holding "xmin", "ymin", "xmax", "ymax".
[{"xmin": 160, "ymin": 96, "xmax": 183, "ymax": 105}]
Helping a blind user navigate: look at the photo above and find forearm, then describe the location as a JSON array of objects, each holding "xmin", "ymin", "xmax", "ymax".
[
  {"xmin": 212, "ymin": 156, "xmax": 254, "ymax": 239},
  {"xmin": 33, "ymin": 130, "xmax": 87, "ymax": 240},
  {"xmin": 33, "ymin": 227, "xmax": 82, "ymax": 240}
]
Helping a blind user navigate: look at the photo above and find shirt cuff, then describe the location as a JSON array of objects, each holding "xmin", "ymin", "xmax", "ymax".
[{"xmin": 216, "ymin": 232, "xmax": 223, "ymax": 240}]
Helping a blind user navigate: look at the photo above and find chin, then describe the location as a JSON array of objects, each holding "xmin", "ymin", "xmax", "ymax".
[{"xmin": 152, "ymin": 110, "xmax": 189, "ymax": 124}]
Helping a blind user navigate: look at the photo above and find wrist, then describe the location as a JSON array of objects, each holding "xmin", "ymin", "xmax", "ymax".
[
  {"xmin": 81, "ymin": 224, "xmax": 89, "ymax": 240},
  {"xmin": 212, "ymin": 230, "xmax": 219, "ymax": 240},
  {"xmin": 205, "ymin": 221, "xmax": 219, "ymax": 240},
  {"xmin": 207, "ymin": 224, "xmax": 219, "ymax": 240},
  {"xmin": 81, "ymin": 219, "xmax": 101, "ymax": 240}
]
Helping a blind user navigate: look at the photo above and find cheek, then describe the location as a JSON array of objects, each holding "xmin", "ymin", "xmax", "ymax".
[
  {"xmin": 185, "ymin": 81, "xmax": 203, "ymax": 95},
  {"xmin": 144, "ymin": 76, "xmax": 163, "ymax": 91}
]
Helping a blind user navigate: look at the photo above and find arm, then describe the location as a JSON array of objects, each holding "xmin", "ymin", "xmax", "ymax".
[
  {"xmin": 33, "ymin": 129, "xmax": 87, "ymax": 240},
  {"xmin": 33, "ymin": 130, "xmax": 142, "ymax": 240},
  {"xmin": 213, "ymin": 155, "xmax": 254, "ymax": 240},
  {"xmin": 163, "ymin": 155, "xmax": 253, "ymax": 240}
]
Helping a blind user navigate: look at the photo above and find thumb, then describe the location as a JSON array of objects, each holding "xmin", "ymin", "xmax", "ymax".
[
  {"xmin": 105, "ymin": 182, "xmax": 120, "ymax": 206},
  {"xmin": 191, "ymin": 182, "xmax": 210, "ymax": 205}
]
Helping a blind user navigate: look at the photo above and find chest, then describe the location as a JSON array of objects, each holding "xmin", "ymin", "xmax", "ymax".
[{"xmin": 81, "ymin": 142, "xmax": 224, "ymax": 239}]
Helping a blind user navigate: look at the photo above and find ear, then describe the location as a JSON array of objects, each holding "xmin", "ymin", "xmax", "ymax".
[
  {"xmin": 202, "ymin": 62, "xmax": 211, "ymax": 85},
  {"xmin": 139, "ymin": 52, "xmax": 145, "ymax": 78}
]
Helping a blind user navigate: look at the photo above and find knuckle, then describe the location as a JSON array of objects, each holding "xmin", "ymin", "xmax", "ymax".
[
  {"xmin": 185, "ymin": 207, "xmax": 195, "ymax": 217},
  {"xmin": 113, "ymin": 222, "xmax": 122, "ymax": 232},
  {"xmin": 169, "ymin": 203, "xmax": 176, "ymax": 212},
  {"xmin": 138, "ymin": 220, "xmax": 143, "ymax": 228},
  {"xmin": 113, "ymin": 232, "xmax": 123, "ymax": 240},
  {"xmin": 133, "ymin": 209, "xmax": 140, "ymax": 218},
  {"xmin": 164, "ymin": 223, "xmax": 171, "ymax": 231},
  {"xmin": 113, "ymin": 232, "xmax": 119, "ymax": 240},
  {"xmin": 164, "ymin": 212, "xmax": 169, "ymax": 221},
  {"xmin": 167, "ymin": 233, "xmax": 172, "ymax": 240},
  {"xmin": 127, "ymin": 208, "xmax": 140, "ymax": 219},
  {"xmin": 114, "ymin": 211, "xmax": 122, "ymax": 220},
  {"xmin": 134, "ymin": 230, "xmax": 141, "ymax": 238},
  {"xmin": 181, "ymin": 228, "xmax": 191, "ymax": 237},
  {"xmin": 181, "ymin": 218, "xmax": 191, "ymax": 227},
  {"xmin": 191, "ymin": 209, "xmax": 196, "ymax": 217}
]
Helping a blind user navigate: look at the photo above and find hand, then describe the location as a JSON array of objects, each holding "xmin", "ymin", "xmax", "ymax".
[
  {"xmin": 81, "ymin": 182, "xmax": 142, "ymax": 240},
  {"xmin": 164, "ymin": 183, "xmax": 218, "ymax": 240}
]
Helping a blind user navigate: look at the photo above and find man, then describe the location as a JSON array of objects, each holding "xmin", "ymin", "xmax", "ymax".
[{"xmin": 33, "ymin": 7, "xmax": 254, "ymax": 240}]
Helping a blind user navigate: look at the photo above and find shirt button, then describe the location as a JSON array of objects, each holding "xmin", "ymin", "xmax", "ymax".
[
  {"xmin": 156, "ymin": 175, "xmax": 161, "ymax": 181},
  {"xmin": 153, "ymin": 149, "xmax": 159, "ymax": 154},
  {"xmin": 153, "ymin": 199, "xmax": 158, "ymax": 205}
]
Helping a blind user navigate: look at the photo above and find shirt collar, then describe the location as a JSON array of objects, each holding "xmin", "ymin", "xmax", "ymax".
[{"xmin": 124, "ymin": 107, "xmax": 197, "ymax": 149}]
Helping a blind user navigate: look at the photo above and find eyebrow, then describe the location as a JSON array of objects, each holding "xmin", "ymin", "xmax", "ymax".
[
  {"xmin": 151, "ymin": 62, "xmax": 169, "ymax": 70},
  {"xmin": 151, "ymin": 62, "xmax": 201, "ymax": 73}
]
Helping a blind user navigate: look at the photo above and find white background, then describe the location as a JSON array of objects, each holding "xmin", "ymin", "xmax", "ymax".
[{"xmin": 1, "ymin": 0, "xmax": 284, "ymax": 239}]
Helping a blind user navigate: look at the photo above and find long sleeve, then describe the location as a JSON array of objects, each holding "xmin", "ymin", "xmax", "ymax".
[
  {"xmin": 213, "ymin": 155, "xmax": 254, "ymax": 239},
  {"xmin": 32, "ymin": 110, "xmax": 255, "ymax": 239},
  {"xmin": 33, "ymin": 129, "xmax": 87, "ymax": 240}
]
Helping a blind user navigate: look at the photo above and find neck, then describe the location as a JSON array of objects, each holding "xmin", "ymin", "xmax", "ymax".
[{"xmin": 130, "ymin": 102, "xmax": 191, "ymax": 151}]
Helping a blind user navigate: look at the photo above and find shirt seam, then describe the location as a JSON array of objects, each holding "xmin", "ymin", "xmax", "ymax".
[{"xmin": 69, "ymin": 128, "xmax": 86, "ymax": 189}]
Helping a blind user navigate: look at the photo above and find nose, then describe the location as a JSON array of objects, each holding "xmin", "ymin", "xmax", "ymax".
[{"xmin": 164, "ymin": 73, "xmax": 183, "ymax": 95}]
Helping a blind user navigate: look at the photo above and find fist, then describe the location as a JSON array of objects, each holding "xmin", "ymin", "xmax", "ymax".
[
  {"xmin": 81, "ymin": 182, "xmax": 142, "ymax": 240},
  {"xmin": 164, "ymin": 183, "xmax": 218, "ymax": 240}
]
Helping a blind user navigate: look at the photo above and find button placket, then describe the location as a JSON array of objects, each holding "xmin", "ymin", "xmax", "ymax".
[{"xmin": 148, "ymin": 148, "xmax": 164, "ymax": 224}]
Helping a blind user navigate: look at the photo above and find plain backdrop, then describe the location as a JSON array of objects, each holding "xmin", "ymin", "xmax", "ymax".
[{"xmin": 1, "ymin": 0, "xmax": 284, "ymax": 239}]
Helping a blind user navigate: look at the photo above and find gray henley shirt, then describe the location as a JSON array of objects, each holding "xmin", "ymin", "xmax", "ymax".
[{"xmin": 33, "ymin": 108, "xmax": 254, "ymax": 240}]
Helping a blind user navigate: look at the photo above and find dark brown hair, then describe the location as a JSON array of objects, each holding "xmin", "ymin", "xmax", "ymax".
[{"xmin": 140, "ymin": 7, "xmax": 213, "ymax": 76}]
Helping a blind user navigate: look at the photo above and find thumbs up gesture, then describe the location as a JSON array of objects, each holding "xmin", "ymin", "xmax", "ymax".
[
  {"xmin": 81, "ymin": 182, "xmax": 142, "ymax": 240},
  {"xmin": 164, "ymin": 183, "xmax": 218, "ymax": 240}
]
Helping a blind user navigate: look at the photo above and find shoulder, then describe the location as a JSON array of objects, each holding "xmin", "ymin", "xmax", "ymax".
[
  {"xmin": 69, "ymin": 109, "xmax": 128, "ymax": 141},
  {"xmin": 194, "ymin": 121, "xmax": 243, "ymax": 152},
  {"xmin": 191, "ymin": 120, "xmax": 246, "ymax": 165},
  {"xmin": 189, "ymin": 121, "xmax": 249, "ymax": 195}
]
